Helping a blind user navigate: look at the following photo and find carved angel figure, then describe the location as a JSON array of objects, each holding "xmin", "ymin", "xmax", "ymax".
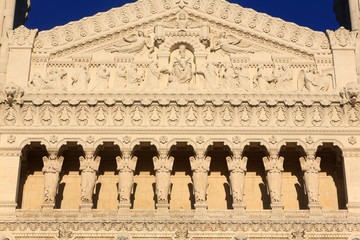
[
  {"xmin": 211, "ymin": 32, "xmax": 254, "ymax": 55},
  {"xmin": 226, "ymin": 156, "xmax": 248, "ymax": 203},
  {"xmin": 105, "ymin": 30, "xmax": 154, "ymax": 55},
  {"xmin": 189, "ymin": 154, "xmax": 211, "ymax": 204},
  {"xmin": 116, "ymin": 154, "xmax": 138, "ymax": 204},
  {"xmin": 71, "ymin": 63, "xmax": 90, "ymax": 91},
  {"xmin": 169, "ymin": 45, "xmax": 193, "ymax": 85},
  {"xmin": 297, "ymin": 66, "xmax": 330, "ymax": 92},
  {"xmin": 299, "ymin": 155, "xmax": 321, "ymax": 203},
  {"xmin": 90, "ymin": 65, "xmax": 110, "ymax": 91},
  {"xmin": 262, "ymin": 153, "xmax": 284, "ymax": 203},
  {"xmin": 153, "ymin": 154, "xmax": 174, "ymax": 203},
  {"xmin": 79, "ymin": 153, "xmax": 101, "ymax": 203},
  {"xmin": 42, "ymin": 153, "xmax": 64, "ymax": 203}
]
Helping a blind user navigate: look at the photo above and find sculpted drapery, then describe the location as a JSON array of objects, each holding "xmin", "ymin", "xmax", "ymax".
[
  {"xmin": 262, "ymin": 152, "xmax": 284, "ymax": 203},
  {"xmin": 226, "ymin": 154, "xmax": 248, "ymax": 204},
  {"xmin": 300, "ymin": 153, "xmax": 321, "ymax": 203},
  {"xmin": 79, "ymin": 153, "xmax": 101, "ymax": 204},
  {"xmin": 116, "ymin": 152, "xmax": 138, "ymax": 204},
  {"xmin": 42, "ymin": 152, "xmax": 64, "ymax": 203},
  {"xmin": 153, "ymin": 151, "xmax": 174, "ymax": 204},
  {"xmin": 190, "ymin": 152, "xmax": 211, "ymax": 204}
]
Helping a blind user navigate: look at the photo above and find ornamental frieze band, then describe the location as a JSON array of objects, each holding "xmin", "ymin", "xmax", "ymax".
[{"xmin": 1, "ymin": 0, "xmax": 360, "ymax": 239}]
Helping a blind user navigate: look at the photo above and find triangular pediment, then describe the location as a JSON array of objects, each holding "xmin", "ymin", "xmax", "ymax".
[
  {"xmin": 28, "ymin": 0, "xmax": 335, "ymax": 95},
  {"xmin": 33, "ymin": 0, "xmax": 330, "ymax": 57}
]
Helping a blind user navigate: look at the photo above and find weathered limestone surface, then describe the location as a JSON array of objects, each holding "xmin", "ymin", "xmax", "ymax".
[{"xmin": 0, "ymin": 0, "xmax": 360, "ymax": 239}]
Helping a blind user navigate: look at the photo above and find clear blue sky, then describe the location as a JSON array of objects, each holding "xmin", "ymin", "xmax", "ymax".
[{"xmin": 25, "ymin": 0, "xmax": 340, "ymax": 32}]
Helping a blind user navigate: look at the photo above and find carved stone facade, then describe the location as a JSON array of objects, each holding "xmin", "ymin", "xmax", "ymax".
[{"xmin": 0, "ymin": 0, "xmax": 360, "ymax": 239}]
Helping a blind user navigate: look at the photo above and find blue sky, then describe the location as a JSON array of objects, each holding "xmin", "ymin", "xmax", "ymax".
[{"xmin": 25, "ymin": 0, "xmax": 340, "ymax": 32}]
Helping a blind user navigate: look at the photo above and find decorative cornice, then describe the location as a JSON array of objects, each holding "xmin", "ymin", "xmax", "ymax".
[
  {"xmin": 327, "ymin": 27, "xmax": 358, "ymax": 50},
  {"xmin": 32, "ymin": 0, "xmax": 330, "ymax": 56},
  {"xmin": 7, "ymin": 25, "xmax": 38, "ymax": 49}
]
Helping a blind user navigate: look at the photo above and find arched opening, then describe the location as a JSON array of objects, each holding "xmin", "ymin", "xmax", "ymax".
[
  {"xmin": 169, "ymin": 142, "xmax": 194, "ymax": 209},
  {"xmin": 94, "ymin": 142, "xmax": 120, "ymax": 209},
  {"xmin": 206, "ymin": 142, "xmax": 232, "ymax": 210},
  {"xmin": 57, "ymin": 142, "xmax": 83, "ymax": 209},
  {"xmin": 18, "ymin": 142, "xmax": 47, "ymax": 209},
  {"xmin": 132, "ymin": 142, "xmax": 157, "ymax": 209},
  {"xmin": 242, "ymin": 142, "xmax": 269, "ymax": 210},
  {"xmin": 316, "ymin": 143, "xmax": 346, "ymax": 210},
  {"xmin": 279, "ymin": 143, "xmax": 307, "ymax": 210}
]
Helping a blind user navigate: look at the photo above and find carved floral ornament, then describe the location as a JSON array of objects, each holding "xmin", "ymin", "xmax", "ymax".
[
  {"xmin": 27, "ymin": 0, "xmax": 337, "ymax": 98},
  {"xmin": 32, "ymin": 0, "xmax": 329, "ymax": 53},
  {"xmin": 326, "ymin": 27, "xmax": 358, "ymax": 49},
  {"xmin": 7, "ymin": 25, "xmax": 37, "ymax": 47},
  {"xmin": 4, "ymin": 99, "xmax": 360, "ymax": 128}
]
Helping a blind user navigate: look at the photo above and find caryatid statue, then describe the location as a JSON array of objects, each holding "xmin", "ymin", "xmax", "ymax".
[
  {"xmin": 189, "ymin": 151, "xmax": 211, "ymax": 204},
  {"xmin": 262, "ymin": 151, "xmax": 284, "ymax": 203},
  {"xmin": 116, "ymin": 152, "xmax": 138, "ymax": 204},
  {"xmin": 299, "ymin": 152, "xmax": 321, "ymax": 203},
  {"xmin": 42, "ymin": 151, "xmax": 64, "ymax": 203},
  {"xmin": 152, "ymin": 150, "xmax": 174, "ymax": 204},
  {"xmin": 226, "ymin": 153, "xmax": 248, "ymax": 204},
  {"xmin": 79, "ymin": 152, "xmax": 101, "ymax": 204}
]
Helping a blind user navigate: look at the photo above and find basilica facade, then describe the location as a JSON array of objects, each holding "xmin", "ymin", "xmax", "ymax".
[{"xmin": 1, "ymin": 0, "xmax": 360, "ymax": 239}]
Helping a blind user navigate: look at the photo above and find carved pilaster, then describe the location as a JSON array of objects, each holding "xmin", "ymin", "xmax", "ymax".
[
  {"xmin": 226, "ymin": 150, "xmax": 247, "ymax": 214},
  {"xmin": 326, "ymin": 27, "xmax": 358, "ymax": 89},
  {"xmin": 0, "ymin": 150, "xmax": 21, "ymax": 214},
  {"xmin": 79, "ymin": 150, "xmax": 101, "ymax": 209},
  {"xmin": 116, "ymin": 149, "xmax": 137, "ymax": 210},
  {"xmin": 343, "ymin": 149, "xmax": 360, "ymax": 215},
  {"xmin": 190, "ymin": 149, "xmax": 211, "ymax": 210},
  {"xmin": 153, "ymin": 149, "xmax": 174, "ymax": 210},
  {"xmin": 262, "ymin": 149, "xmax": 284, "ymax": 215},
  {"xmin": 300, "ymin": 149, "xmax": 322, "ymax": 216},
  {"xmin": 41, "ymin": 150, "xmax": 63, "ymax": 210},
  {"xmin": 5, "ymin": 26, "xmax": 38, "ymax": 88}
]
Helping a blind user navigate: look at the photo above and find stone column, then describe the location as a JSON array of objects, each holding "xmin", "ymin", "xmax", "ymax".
[
  {"xmin": 262, "ymin": 149, "xmax": 284, "ymax": 214},
  {"xmin": 79, "ymin": 150, "xmax": 101, "ymax": 210},
  {"xmin": 116, "ymin": 149, "xmax": 137, "ymax": 210},
  {"xmin": 0, "ymin": 0, "xmax": 17, "ymax": 87},
  {"xmin": 343, "ymin": 149, "xmax": 360, "ymax": 215},
  {"xmin": 226, "ymin": 151, "xmax": 247, "ymax": 214},
  {"xmin": 299, "ymin": 149, "xmax": 322, "ymax": 216},
  {"xmin": 348, "ymin": 0, "xmax": 360, "ymax": 31},
  {"xmin": 41, "ymin": 150, "xmax": 64, "ymax": 210},
  {"xmin": 189, "ymin": 149, "xmax": 211, "ymax": 210},
  {"xmin": 153, "ymin": 149, "xmax": 174, "ymax": 210},
  {"xmin": 0, "ymin": 150, "xmax": 21, "ymax": 214}
]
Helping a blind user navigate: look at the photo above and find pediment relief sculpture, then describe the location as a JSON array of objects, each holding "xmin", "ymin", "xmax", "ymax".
[
  {"xmin": 25, "ymin": 0, "xmax": 337, "ymax": 97},
  {"xmin": 105, "ymin": 30, "xmax": 154, "ymax": 56}
]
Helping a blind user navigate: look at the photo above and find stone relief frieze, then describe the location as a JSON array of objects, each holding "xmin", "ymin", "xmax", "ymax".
[
  {"xmin": 27, "ymin": 0, "xmax": 337, "ymax": 98},
  {"xmin": 2, "ymin": 101, "xmax": 360, "ymax": 128}
]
